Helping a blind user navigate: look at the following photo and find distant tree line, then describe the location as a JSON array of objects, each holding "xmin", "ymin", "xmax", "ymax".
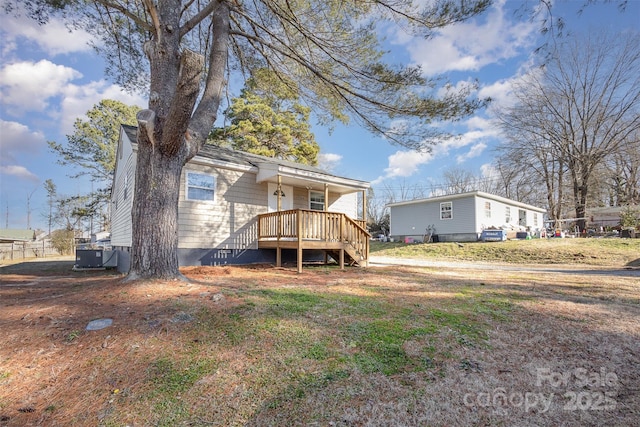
[
  {"xmin": 494, "ymin": 30, "xmax": 640, "ymax": 231},
  {"xmin": 368, "ymin": 30, "xmax": 640, "ymax": 234}
]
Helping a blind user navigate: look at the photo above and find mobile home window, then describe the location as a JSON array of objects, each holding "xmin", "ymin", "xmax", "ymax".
[
  {"xmin": 440, "ymin": 202, "xmax": 453, "ymax": 220},
  {"xmin": 309, "ymin": 191, "xmax": 325, "ymax": 211},
  {"xmin": 485, "ymin": 201, "xmax": 491, "ymax": 218},
  {"xmin": 505, "ymin": 206, "xmax": 511, "ymax": 223},
  {"xmin": 186, "ymin": 172, "xmax": 215, "ymax": 201}
]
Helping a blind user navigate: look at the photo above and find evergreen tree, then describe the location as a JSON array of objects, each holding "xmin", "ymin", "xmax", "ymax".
[
  {"xmin": 211, "ymin": 69, "xmax": 320, "ymax": 165},
  {"xmin": 49, "ymin": 99, "xmax": 140, "ymax": 183},
  {"xmin": 48, "ymin": 99, "xmax": 140, "ymax": 230}
]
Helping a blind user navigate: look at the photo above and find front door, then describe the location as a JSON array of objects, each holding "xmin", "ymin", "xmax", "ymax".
[
  {"xmin": 519, "ymin": 209, "xmax": 526, "ymax": 227},
  {"xmin": 268, "ymin": 182, "xmax": 293, "ymax": 212}
]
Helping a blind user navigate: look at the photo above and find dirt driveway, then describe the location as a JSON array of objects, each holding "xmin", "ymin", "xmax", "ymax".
[{"xmin": 370, "ymin": 255, "xmax": 640, "ymax": 277}]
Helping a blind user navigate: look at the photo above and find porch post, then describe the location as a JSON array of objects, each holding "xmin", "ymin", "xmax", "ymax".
[
  {"xmin": 339, "ymin": 215, "xmax": 345, "ymax": 270},
  {"xmin": 276, "ymin": 174, "xmax": 282, "ymax": 267},
  {"xmin": 297, "ymin": 209, "xmax": 303, "ymax": 273},
  {"xmin": 324, "ymin": 183, "xmax": 329, "ymax": 211},
  {"xmin": 277, "ymin": 175, "xmax": 282, "ymax": 212},
  {"xmin": 324, "ymin": 183, "xmax": 329, "ymax": 241},
  {"xmin": 362, "ymin": 189, "xmax": 367, "ymax": 223}
]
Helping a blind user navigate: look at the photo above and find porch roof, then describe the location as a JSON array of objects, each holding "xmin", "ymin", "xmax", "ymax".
[
  {"xmin": 196, "ymin": 143, "xmax": 369, "ymax": 194},
  {"xmin": 255, "ymin": 162, "xmax": 368, "ymax": 194}
]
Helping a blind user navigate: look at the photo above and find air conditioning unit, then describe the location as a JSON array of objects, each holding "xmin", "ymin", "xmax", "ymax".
[
  {"xmin": 102, "ymin": 250, "xmax": 118, "ymax": 267},
  {"xmin": 76, "ymin": 249, "xmax": 104, "ymax": 268}
]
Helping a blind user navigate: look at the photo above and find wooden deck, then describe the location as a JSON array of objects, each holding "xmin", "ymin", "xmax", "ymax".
[{"xmin": 257, "ymin": 209, "xmax": 370, "ymax": 272}]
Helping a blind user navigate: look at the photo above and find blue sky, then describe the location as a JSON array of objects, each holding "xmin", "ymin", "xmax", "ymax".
[{"xmin": 1, "ymin": 0, "xmax": 638, "ymax": 231}]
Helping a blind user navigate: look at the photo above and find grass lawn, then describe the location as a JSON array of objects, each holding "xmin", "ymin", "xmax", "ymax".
[
  {"xmin": 1, "ymin": 239, "xmax": 638, "ymax": 426},
  {"xmin": 371, "ymin": 237, "xmax": 640, "ymax": 266}
]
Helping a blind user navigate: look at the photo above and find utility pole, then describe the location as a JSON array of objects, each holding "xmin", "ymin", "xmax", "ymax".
[{"xmin": 27, "ymin": 187, "xmax": 37, "ymax": 229}]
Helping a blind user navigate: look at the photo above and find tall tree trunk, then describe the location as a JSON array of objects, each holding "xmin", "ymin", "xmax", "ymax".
[
  {"xmin": 555, "ymin": 159, "xmax": 565, "ymax": 222},
  {"xmin": 129, "ymin": 135, "xmax": 185, "ymax": 280},
  {"xmin": 127, "ymin": 1, "xmax": 230, "ymax": 280},
  {"xmin": 571, "ymin": 168, "xmax": 589, "ymax": 232},
  {"xmin": 576, "ymin": 171, "xmax": 591, "ymax": 232}
]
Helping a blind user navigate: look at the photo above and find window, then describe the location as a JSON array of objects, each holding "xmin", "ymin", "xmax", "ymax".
[
  {"xmin": 440, "ymin": 202, "xmax": 452, "ymax": 220},
  {"xmin": 534, "ymin": 213, "xmax": 539, "ymax": 227},
  {"xmin": 123, "ymin": 175, "xmax": 129, "ymax": 200},
  {"xmin": 186, "ymin": 172, "xmax": 215, "ymax": 201},
  {"xmin": 485, "ymin": 201, "xmax": 491, "ymax": 218},
  {"xmin": 505, "ymin": 206, "xmax": 511, "ymax": 223},
  {"xmin": 309, "ymin": 191, "xmax": 325, "ymax": 211}
]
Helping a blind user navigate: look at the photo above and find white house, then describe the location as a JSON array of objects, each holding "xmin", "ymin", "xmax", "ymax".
[
  {"xmin": 111, "ymin": 125, "xmax": 370, "ymax": 272},
  {"xmin": 387, "ymin": 191, "xmax": 547, "ymax": 243},
  {"xmin": 588, "ymin": 205, "xmax": 639, "ymax": 229}
]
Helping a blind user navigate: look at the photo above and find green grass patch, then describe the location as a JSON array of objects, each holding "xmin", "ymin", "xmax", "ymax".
[
  {"xmin": 120, "ymin": 282, "xmax": 518, "ymax": 424},
  {"xmin": 346, "ymin": 319, "xmax": 434, "ymax": 375},
  {"xmin": 144, "ymin": 356, "xmax": 218, "ymax": 426},
  {"xmin": 242, "ymin": 288, "xmax": 502, "ymax": 376},
  {"xmin": 371, "ymin": 238, "xmax": 640, "ymax": 266}
]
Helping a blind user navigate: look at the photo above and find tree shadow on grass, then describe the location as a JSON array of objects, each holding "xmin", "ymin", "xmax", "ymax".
[{"xmin": 0, "ymin": 260, "xmax": 77, "ymax": 276}]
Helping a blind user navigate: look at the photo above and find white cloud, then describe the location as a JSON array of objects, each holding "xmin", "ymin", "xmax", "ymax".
[
  {"xmin": 58, "ymin": 80, "xmax": 146, "ymax": 134},
  {"xmin": 479, "ymin": 61, "xmax": 544, "ymax": 112},
  {"xmin": 372, "ymin": 108, "xmax": 504, "ymax": 184},
  {"xmin": 465, "ymin": 115, "xmax": 493, "ymax": 131},
  {"xmin": 0, "ymin": 164, "xmax": 39, "ymax": 182},
  {"xmin": 429, "ymin": 126, "xmax": 495, "ymax": 157},
  {"xmin": 399, "ymin": 0, "xmax": 539, "ymax": 76},
  {"xmin": 0, "ymin": 59, "xmax": 146, "ymax": 133},
  {"xmin": 478, "ymin": 79, "xmax": 513, "ymax": 112},
  {"xmin": 1, "ymin": 5, "xmax": 93, "ymax": 56},
  {"xmin": 0, "ymin": 60, "xmax": 82, "ymax": 114},
  {"xmin": 371, "ymin": 149, "xmax": 434, "ymax": 184},
  {"xmin": 436, "ymin": 79, "xmax": 478, "ymax": 99},
  {"xmin": 318, "ymin": 153, "xmax": 342, "ymax": 171},
  {"xmin": 0, "ymin": 120, "xmax": 46, "ymax": 163},
  {"xmin": 456, "ymin": 142, "xmax": 487, "ymax": 163},
  {"xmin": 480, "ymin": 163, "xmax": 498, "ymax": 179}
]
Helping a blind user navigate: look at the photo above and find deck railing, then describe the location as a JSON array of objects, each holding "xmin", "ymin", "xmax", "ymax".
[{"xmin": 257, "ymin": 209, "xmax": 370, "ymax": 265}]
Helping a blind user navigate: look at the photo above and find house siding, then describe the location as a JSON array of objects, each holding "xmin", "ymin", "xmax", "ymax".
[
  {"xmin": 328, "ymin": 192, "xmax": 358, "ymax": 217},
  {"xmin": 110, "ymin": 130, "xmax": 135, "ymax": 248},
  {"xmin": 475, "ymin": 196, "xmax": 521, "ymax": 230},
  {"xmin": 178, "ymin": 164, "xmax": 267, "ymax": 250},
  {"xmin": 292, "ymin": 187, "xmax": 311, "ymax": 209},
  {"xmin": 389, "ymin": 191, "xmax": 546, "ymax": 243},
  {"xmin": 389, "ymin": 196, "xmax": 477, "ymax": 241}
]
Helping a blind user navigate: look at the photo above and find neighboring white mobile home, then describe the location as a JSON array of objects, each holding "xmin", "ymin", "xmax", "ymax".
[
  {"xmin": 111, "ymin": 125, "xmax": 370, "ymax": 272},
  {"xmin": 588, "ymin": 205, "xmax": 639, "ymax": 229},
  {"xmin": 387, "ymin": 191, "xmax": 546, "ymax": 243}
]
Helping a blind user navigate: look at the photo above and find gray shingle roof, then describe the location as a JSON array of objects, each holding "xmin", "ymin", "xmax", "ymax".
[{"xmin": 122, "ymin": 124, "xmax": 365, "ymax": 184}]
